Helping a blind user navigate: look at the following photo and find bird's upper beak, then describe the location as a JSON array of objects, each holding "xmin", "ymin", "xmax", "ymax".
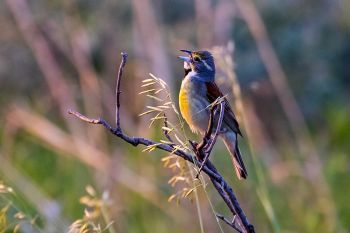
[
  {"xmin": 180, "ymin": 49, "xmax": 192, "ymax": 55},
  {"xmin": 178, "ymin": 49, "xmax": 192, "ymax": 63}
]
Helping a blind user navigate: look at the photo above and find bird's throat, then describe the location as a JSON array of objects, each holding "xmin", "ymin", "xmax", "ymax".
[{"xmin": 183, "ymin": 61, "xmax": 191, "ymax": 77}]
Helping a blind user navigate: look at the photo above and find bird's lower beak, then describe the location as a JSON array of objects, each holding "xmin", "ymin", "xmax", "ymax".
[
  {"xmin": 179, "ymin": 50, "xmax": 193, "ymax": 70},
  {"xmin": 178, "ymin": 56, "xmax": 191, "ymax": 63}
]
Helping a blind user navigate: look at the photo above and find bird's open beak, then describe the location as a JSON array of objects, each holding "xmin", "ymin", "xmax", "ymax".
[{"xmin": 178, "ymin": 49, "xmax": 192, "ymax": 63}]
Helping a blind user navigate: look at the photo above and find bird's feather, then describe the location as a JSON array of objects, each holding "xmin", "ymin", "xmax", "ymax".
[{"xmin": 221, "ymin": 132, "xmax": 247, "ymax": 179}]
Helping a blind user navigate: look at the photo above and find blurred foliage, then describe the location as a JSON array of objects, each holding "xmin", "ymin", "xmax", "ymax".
[{"xmin": 0, "ymin": 0, "xmax": 349, "ymax": 232}]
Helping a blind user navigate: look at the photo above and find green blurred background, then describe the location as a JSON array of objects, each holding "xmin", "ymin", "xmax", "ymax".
[{"xmin": 0, "ymin": 0, "xmax": 349, "ymax": 232}]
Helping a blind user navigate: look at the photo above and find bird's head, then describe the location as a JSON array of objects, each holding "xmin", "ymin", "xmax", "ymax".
[{"xmin": 179, "ymin": 50, "xmax": 215, "ymax": 80}]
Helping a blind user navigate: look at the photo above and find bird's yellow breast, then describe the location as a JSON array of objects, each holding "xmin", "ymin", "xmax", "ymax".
[
  {"xmin": 179, "ymin": 86, "xmax": 191, "ymax": 124},
  {"xmin": 179, "ymin": 76, "xmax": 210, "ymax": 133}
]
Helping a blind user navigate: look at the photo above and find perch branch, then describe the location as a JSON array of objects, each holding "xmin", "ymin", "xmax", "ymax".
[
  {"xmin": 69, "ymin": 52, "xmax": 255, "ymax": 233},
  {"xmin": 216, "ymin": 214, "xmax": 242, "ymax": 233},
  {"xmin": 205, "ymin": 101, "xmax": 225, "ymax": 155},
  {"xmin": 195, "ymin": 105, "xmax": 217, "ymax": 154},
  {"xmin": 195, "ymin": 100, "xmax": 225, "ymax": 176}
]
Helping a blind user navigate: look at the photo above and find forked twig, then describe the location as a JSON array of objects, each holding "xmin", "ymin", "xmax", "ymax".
[
  {"xmin": 69, "ymin": 52, "xmax": 255, "ymax": 233},
  {"xmin": 216, "ymin": 214, "xmax": 241, "ymax": 233},
  {"xmin": 162, "ymin": 113, "xmax": 174, "ymax": 143}
]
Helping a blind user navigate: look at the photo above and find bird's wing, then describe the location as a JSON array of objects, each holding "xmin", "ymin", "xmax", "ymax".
[{"xmin": 205, "ymin": 81, "xmax": 242, "ymax": 136}]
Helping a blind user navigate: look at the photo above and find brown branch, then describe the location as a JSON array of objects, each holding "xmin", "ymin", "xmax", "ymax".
[
  {"xmin": 69, "ymin": 52, "xmax": 255, "ymax": 233},
  {"xmin": 196, "ymin": 100, "xmax": 225, "ymax": 176},
  {"xmin": 196, "ymin": 104, "xmax": 218, "ymax": 154},
  {"xmin": 162, "ymin": 113, "xmax": 174, "ymax": 143},
  {"xmin": 205, "ymin": 101, "xmax": 225, "ymax": 155},
  {"xmin": 115, "ymin": 52, "xmax": 128, "ymax": 129},
  {"xmin": 216, "ymin": 214, "xmax": 242, "ymax": 233}
]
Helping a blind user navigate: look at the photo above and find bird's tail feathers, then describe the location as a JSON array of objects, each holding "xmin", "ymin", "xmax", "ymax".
[{"xmin": 221, "ymin": 132, "xmax": 247, "ymax": 179}]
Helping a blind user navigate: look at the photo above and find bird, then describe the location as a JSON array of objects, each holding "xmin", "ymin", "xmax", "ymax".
[{"xmin": 178, "ymin": 49, "xmax": 247, "ymax": 179}]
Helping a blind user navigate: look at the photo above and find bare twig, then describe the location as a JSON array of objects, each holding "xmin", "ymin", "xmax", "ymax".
[
  {"xmin": 216, "ymin": 214, "xmax": 242, "ymax": 233},
  {"xmin": 69, "ymin": 52, "xmax": 255, "ymax": 233},
  {"xmin": 196, "ymin": 100, "xmax": 225, "ymax": 176},
  {"xmin": 115, "ymin": 52, "xmax": 128, "ymax": 129},
  {"xmin": 7, "ymin": 105, "xmax": 175, "ymax": 214},
  {"xmin": 205, "ymin": 102, "xmax": 225, "ymax": 155},
  {"xmin": 162, "ymin": 113, "xmax": 174, "ymax": 143}
]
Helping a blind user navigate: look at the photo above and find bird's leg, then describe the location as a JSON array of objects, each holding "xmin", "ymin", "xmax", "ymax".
[
  {"xmin": 196, "ymin": 133, "xmax": 216, "ymax": 177},
  {"xmin": 189, "ymin": 140, "xmax": 202, "ymax": 159}
]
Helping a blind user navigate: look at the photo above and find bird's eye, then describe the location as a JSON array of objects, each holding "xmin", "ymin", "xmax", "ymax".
[{"xmin": 193, "ymin": 56, "xmax": 200, "ymax": 62}]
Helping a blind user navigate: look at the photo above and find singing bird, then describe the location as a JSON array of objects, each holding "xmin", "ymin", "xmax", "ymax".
[{"xmin": 178, "ymin": 50, "xmax": 247, "ymax": 179}]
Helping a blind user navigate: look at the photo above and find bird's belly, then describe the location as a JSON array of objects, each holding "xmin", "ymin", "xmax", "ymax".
[{"xmin": 179, "ymin": 80, "xmax": 210, "ymax": 133}]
